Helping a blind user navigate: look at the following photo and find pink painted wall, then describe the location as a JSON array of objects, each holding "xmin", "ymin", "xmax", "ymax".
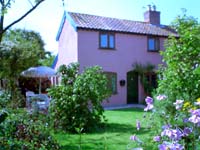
[
  {"xmin": 77, "ymin": 29, "xmax": 166, "ymax": 106},
  {"xmin": 55, "ymin": 20, "xmax": 78, "ymax": 70}
]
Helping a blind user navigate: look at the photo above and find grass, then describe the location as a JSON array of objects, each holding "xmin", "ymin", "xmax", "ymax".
[{"xmin": 53, "ymin": 108, "xmax": 154, "ymax": 150}]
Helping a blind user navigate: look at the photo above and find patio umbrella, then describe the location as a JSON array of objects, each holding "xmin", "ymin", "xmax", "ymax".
[{"xmin": 21, "ymin": 66, "xmax": 56, "ymax": 93}]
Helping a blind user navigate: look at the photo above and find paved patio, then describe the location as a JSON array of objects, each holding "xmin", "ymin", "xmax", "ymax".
[{"xmin": 104, "ymin": 104, "xmax": 145, "ymax": 110}]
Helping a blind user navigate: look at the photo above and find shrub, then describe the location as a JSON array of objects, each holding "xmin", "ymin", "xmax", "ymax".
[
  {"xmin": 130, "ymin": 96, "xmax": 200, "ymax": 149},
  {"xmin": 0, "ymin": 110, "xmax": 60, "ymax": 150},
  {"xmin": 0, "ymin": 89, "xmax": 25, "ymax": 109},
  {"xmin": 0, "ymin": 91, "xmax": 10, "ymax": 109},
  {"xmin": 157, "ymin": 13, "xmax": 200, "ymax": 116},
  {"xmin": 129, "ymin": 12, "xmax": 200, "ymax": 150},
  {"xmin": 48, "ymin": 63, "xmax": 111, "ymax": 132}
]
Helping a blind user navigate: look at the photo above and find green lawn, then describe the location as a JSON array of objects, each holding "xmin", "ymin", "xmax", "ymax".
[{"xmin": 53, "ymin": 108, "xmax": 154, "ymax": 150}]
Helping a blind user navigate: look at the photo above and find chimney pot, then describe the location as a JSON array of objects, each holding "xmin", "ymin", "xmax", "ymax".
[
  {"xmin": 144, "ymin": 5, "xmax": 160, "ymax": 25},
  {"xmin": 147, "ymin": 4, "xmax": 151, "ymax": 11},
  {"xmin": 153, "ymin": 5, "xmax": 156, "ymax": 11}
]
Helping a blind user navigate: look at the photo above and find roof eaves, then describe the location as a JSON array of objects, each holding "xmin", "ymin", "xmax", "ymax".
[
  {"xmin": 56, "ymin": 11, "xmax": 78, "ymax": 41},
  {"xmin": 76, "ymin": 26, "xmax": 176, "ymax": 37},
  {"xmin": 51, "ymin": 54, "xmax": 58, "ymax": 69}
]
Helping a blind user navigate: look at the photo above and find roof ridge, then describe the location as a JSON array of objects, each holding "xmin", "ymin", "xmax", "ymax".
[{"xmin": 68, "ymin": 11, "xmax": 149, "ymax": 24}]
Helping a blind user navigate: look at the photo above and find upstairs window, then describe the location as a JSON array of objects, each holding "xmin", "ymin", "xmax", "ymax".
[
  {"xmin": 99, "ymin": 32, "xmax": 115, "ymax": 49},
  {"xmin": 148, "ymin": 36, "xmax": 160, "ymax": 52}
]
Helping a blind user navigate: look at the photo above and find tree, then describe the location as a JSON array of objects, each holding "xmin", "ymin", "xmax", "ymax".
[
  {"xmin": 0, "ymin": 29, "xmax": 46, "ymax": 107},
  {"xmin": 39, "ymin": 52, "xmax": 56, "ymax": 67},
  {"xmin": 156, "ymin": 12, "xmax": 200, "ymax": 115},
  {"xmin": 0, "ymin": 29, "xmax": 45, "ymax": 77},
  {"xmin": 48, "ymin": 63, "xmax": 111, "ymax": 132},
  {"xmin": 0, "ymin": 0, "xmax": 46, "ymax": 42}
]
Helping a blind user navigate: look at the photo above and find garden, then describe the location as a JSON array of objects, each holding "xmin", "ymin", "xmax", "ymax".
[{"xmin": 0, "ymin": 12, "xmax": 200, "ymax": 150}]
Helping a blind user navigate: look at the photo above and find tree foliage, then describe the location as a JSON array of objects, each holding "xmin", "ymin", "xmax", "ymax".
[
  {"xmin": 0, "ymin": 0, "xmax": 45, "ymax": 42},
  {"xmin": 157, "ymin": 13, "xmax": 200, "ymax": 115},
  {"xmin": 48, "ymin": 63, "xmax": 111, "ymax": 132},
  {"xmin": 39, "ymin": 52, "xmax": 56, "ymax": 67},
  {"xmin": 0, "ymin": 29, "xmax": 46, "ymax": 107},
  {"xmin": 0, "ymin": 29, "xmax": 45, "ymax": 78}
]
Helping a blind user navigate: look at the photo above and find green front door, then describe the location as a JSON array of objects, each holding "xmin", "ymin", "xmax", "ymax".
[{"xmin": 127, "ymin": 71, "xmax": 138, "ymax": 104}]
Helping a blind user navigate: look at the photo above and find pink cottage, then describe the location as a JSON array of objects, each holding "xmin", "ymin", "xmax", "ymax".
[{"xmin": 53, "ymin": 7, "xmax": 178, "ymax": 107}]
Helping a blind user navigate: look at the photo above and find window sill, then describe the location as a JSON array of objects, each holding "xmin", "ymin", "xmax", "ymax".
[
  {"xmin": 99, "ymin": 47, "xmax": 116, "ymax": 50},
  {"xmin": 147, "ymin": 50, "xmax": 159, "ymax": 52}
]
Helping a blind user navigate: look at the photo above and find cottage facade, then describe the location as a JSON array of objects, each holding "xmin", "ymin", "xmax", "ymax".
[{"xmin": 53, "ymin": 7, "xmax": 177, "ymax": 106}]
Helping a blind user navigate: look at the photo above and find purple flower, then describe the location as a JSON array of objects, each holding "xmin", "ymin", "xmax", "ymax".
[
  {"xmin": 169, "ymin": 142, "xmax": 184, "ymax": 150},
  {"xmin": 136, "ymin": 120, "xmax": 141, "ymax": 131},
  {"xmin": 159, "ymin": 142, "xmax": 169, "ymax": 150},
  {"xmin": 130, "ymin": 135, "xmax": 137, "ymax": 141},
  {"xmin": 159, "ymin": 142, "xmax": 184, "ymax": 150},
  {"xmin": 161, "ymin": 128, "xmax": 183, "ymax": 141},
  {"xmin": 173, "ymin": 100, "xmax": 184, "ymax": 110},
  {"xmin": 144, "ymin": 96, "xmax": 154, "ymax": 111},
  {"xmin": 156, "ymin": 95, "xmax": 167, "ymax": 101},
  {"xmin": 188, "ymin": 115, "xmax": 200, "ymax": 124},
  {"xmin": 190, "ymin": 109, "xmax": 200, "ymax": 116},
  {"xmin": 188, "ymin": 109, "xmax": 200, "ymax": 124},
  {"xmin": 161, "ymin": 129, "xmax": 173, "ymax": 138},
  {"xmin": 145, "ymin": 96, "xmax": 153, "ymax": 104},
  {"xmin": 183, "ymin": 127, "xmax": 192, "ymax": 136},
  {"xmin": 183, "ymin": 118, "xmax": 189, "ymax": 123},
  {"xmin": 144, "ymin": 104, "xmax": 154, "ymax": 111},
  {"xmin": 162, "ymin": 124, "xmax": 172, "ymax": 130},
  {"xmin": 153, "ymin": 136, "xmax": 161, "ymax": 142}
]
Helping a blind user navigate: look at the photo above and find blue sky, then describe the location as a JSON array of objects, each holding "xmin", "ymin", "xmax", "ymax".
[{"xmin": 5, "ymin": 0, "xmax": 200, "ymax": 54}]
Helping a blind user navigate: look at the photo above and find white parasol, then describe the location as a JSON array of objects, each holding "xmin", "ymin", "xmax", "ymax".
[{"xmin": 21, "ymin": 66, "xmax": 56, "ymax": 93}]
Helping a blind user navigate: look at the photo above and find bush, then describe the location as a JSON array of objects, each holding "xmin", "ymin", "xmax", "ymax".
[
  {"xmin": 48, "ymin": 63, "xmax": 111, "ymax": 132},
  {"xmin": 130, "ymin": 96, "xmax": 200, "ymax": 150},
  {"xmin": 129, "ymin": 13, "xmax": 200, "ymax": 150},
  {"xmin": 157, "ymin": 13, "xmax": 200, "ymax": 114},
  {"xmin": 0, "ymin": 91, "xmax": 10, "ymax": 109},
  {"xmin": 0, "ymin": 110, "xmax": 60, "ymax": 150}
]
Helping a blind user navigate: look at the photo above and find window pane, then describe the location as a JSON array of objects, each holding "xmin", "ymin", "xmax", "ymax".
[
  {"xmin": 100, "ymin": 34, "xmax": 108, "ymax": 48},
  {"xmin": 109, "ymin": 35, "xmax": 114, "ymax": 48},
  {"xmin": 148, "ymin": 38, "xmax": 155, "ymax": 50},
  {"xmin": 155, "ymin": 39, "xmax": 159, "ymax": 50},
  {"xmin": 111, "ymin": 74, "xmax": 116, "ymax": 93},
  {"xmin": 104, "ymin": 72, "xmax": 117, "ymax": 94}
]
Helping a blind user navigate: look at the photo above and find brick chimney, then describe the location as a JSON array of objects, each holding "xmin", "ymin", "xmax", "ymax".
[{"xmin": 144, "ymin": 5, "xmax": 160, "ymax": 25}]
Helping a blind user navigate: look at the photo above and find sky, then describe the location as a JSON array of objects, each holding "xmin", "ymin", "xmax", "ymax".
[{"xmin": 5, "ymin": 0, "xmax": 200, "ymax": 54}]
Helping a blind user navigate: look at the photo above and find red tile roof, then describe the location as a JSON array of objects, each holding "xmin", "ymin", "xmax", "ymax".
[{"xmin": 69, "ymin": 12, "xmax": 178, "ymax": 37}]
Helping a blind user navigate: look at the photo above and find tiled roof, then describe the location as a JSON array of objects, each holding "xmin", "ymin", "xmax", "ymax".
[{"xmin": 68, "ymin": 12, "xmax": 178, "ymax": 37}]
